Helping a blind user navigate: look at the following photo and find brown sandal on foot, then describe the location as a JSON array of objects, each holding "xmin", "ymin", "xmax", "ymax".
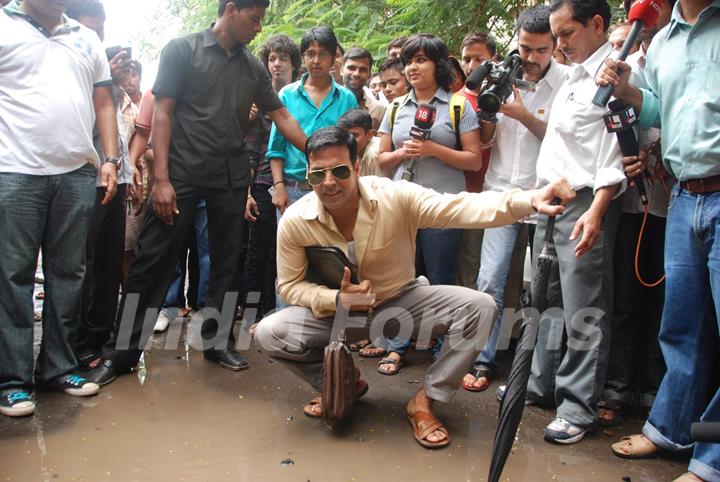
[
  {"xmin": 377, "ymin": 354, "xmax": 405, "ymax": 376},
  {"xmin": 598, "ymin": 399, "xmax": 626, "ymax": 427},
  {"xmin": 358, "ymin": 344, "xmax": 386, "ymax": 358},
  {"xmin": 406, "ymin": 410, "xmax": 450, "ymax": 449},
  {"xmin": 462, "ymin": 367, "xmax": 492, "ymax": 392},
  {"xmin": 303, "ymin": 397, "xmax": 323, "ymax": 417},
  {"xmin": 349, "ymin": 339, "xmax": 371, "ymax": 352},
  {"xmin": 302, "ymin": 380, "xmax": 370, "ymax": 418},
  {"xmin": 611, "ymin": 434, "xmax": 661, "ymax": 459},
  {"xmin": 671, "ymin": 473, "xmax": 704, "ymax": 482}
]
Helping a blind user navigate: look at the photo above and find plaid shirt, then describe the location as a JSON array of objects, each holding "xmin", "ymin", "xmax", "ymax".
[{"xmin": 247, "ymin": 112, "xmax": 272, "ymax": 185}]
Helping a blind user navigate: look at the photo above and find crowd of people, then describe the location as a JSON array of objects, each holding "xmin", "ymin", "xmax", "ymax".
[{"xmin": 0, "ymin": 0, "xmax": 718, "ymax": 480}]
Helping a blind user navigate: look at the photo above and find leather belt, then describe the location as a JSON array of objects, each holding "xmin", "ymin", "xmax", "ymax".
[
  {"xmin": 680, "ymin": 175, "xmax": 720, "ymax": 194},
  {"xmin": 284, "ymin": 179, "xmax": 313, "ymax": 191}
]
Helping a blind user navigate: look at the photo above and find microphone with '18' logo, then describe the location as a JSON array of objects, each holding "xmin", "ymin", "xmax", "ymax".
[{"xmin": 410, "ymin": 103, "xmax": 437, "ymax": 141}]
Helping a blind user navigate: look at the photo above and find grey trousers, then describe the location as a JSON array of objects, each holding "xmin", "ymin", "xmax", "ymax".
[
  {"xmin": 255, "ymin": 278, "xmax": 497, "ymax": 403},
  {"xmin": 526, "ymin": 188, "xmax": 621, "ymax": 428}
]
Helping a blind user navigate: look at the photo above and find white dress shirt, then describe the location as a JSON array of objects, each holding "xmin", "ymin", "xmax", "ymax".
[
  {"xmin": 483, "ymin": 60, "xmax": 569, "ymax": 193},
  {"xmin": 535, "ymin": 42, "xmax": 626, "ymax": 195}
]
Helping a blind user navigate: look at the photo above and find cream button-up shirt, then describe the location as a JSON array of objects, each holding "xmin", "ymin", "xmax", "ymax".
[{"xmin": 277, "ymin": 176, "xmax": 534, "ymax": 319}]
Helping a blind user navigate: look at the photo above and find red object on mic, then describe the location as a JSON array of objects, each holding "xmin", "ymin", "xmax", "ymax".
[
  {"xmin": 592, "ymin": 0, "xmax": 662, "ymax": 107},
  {"xmin": 414, "ymin": 103, "xmax": 437, "ymax": 129},
  {"xmin": 628, "ymin": 0, "xmax": 662, "ymax": 27}
]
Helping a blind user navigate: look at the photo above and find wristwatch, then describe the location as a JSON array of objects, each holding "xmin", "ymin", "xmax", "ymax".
[{"xmin": 103, "ymin": 156, "xmax": 121, "ymax": 170}]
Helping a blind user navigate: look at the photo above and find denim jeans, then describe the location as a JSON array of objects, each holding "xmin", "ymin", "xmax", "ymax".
[
  {"xmin": 473, "ymin": 223, "xmax": 524, "ymax": 375},
  {"xmin": 0, "ymin": 165, "xmax": 96, "ymax": 390},
  {"xmin": 274, "ymin": 185, "xmax": 309, "ymax": 223},
  {"xmin": 162, "ymin": 200, "xmax": 210, "ymax": 313},
  {"xmin": 387, "ymin": 228, "xmax": 461, "ymax": 355},
  {"xmin": 643, "ymin": 185, "xmax": 720, "ymax": 481}
]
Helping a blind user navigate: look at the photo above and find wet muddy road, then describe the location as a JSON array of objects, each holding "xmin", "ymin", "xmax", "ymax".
[{"xmin": 1, "ymin": 325, "xmax": 686, "ymax": 481}]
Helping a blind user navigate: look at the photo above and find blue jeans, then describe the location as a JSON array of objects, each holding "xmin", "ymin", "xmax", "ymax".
[
  {"xmin": 162, "ymin": 200, "xmax": 210, "ymax": 312},
  {"xmin": 387, "ymin": 228, "xmax": 461, "ymax": 355},
  {"xmin": 0, "ymin": 165, "xmax": 96, "ymax": 390},
  {"xmin": 643, "ymin": 185, "xmax": 720, "ymax": 481},
  {"xmin": 274, "ymin": 185, "xmax": 309, "ymax": 224},
  {"xmin": 473, "ymin": 223, "xmax": 523, "ymax": 375}
]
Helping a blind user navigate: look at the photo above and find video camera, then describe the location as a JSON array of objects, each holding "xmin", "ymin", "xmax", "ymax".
[
  {"xmin": 105, "ymin": 45, "xmax": 132, "ymax": 62},
  {"xmin": 465, "ymin": 51, "xmax": 524, "ymax": 119}
]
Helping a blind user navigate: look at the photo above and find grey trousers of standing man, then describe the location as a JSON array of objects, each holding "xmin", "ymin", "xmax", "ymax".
[
  {"xmin": 255, "ymin": 278, "xmax": 497, "ymax": 403},
  {"xmin": 527, "ymin": 188, "xmax": 621, "ymax": 428}
]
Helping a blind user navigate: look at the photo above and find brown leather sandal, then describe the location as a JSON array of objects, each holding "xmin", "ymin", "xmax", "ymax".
[
  {"xmin": 349, "ymin": 339, "xmax": 371, "ymax": 352},
  {"xmin": 598, "ymin": 399, "xmax": 627, "ymax": 427},
  {"xmin": 358, "ymin": 344, "xmax": 386, "ymax": 358},
  {"xmin": 302, "ymin": 380, "xmax": 369, "ymax": 418},
  {"xmin": 377, "ymin": 353, "xmax": 405, "ymax": 376},
  {"xmin": 611, "ymin": 434, "xmax": 661, "ymax": 459},
  {"xmin": 671, "ymin": 473, "xmax": 704, "ymax": 482},
  {"xmin": 406, "ymin": 410, "xmax": 450, "ymax": 449}
]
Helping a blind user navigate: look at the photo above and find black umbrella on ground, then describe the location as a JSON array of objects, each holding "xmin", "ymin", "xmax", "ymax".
[{"xmin": 488, "ymin": 203, "xmax": 559, "ymax": 482}]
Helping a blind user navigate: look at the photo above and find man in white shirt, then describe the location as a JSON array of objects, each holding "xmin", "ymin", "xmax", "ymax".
[
  {"xmin": 524, "ymin": 0, "xmax": 625, "ymax": 444},
  {"xmin": 462, "ymin": 5, "xmax": 569, "ymax": 393},
  {"xmin": 0, "ymin": 0, "xmax": 118, "ymax": 417}
]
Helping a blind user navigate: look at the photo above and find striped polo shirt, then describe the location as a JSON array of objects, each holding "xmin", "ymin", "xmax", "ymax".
[
  {"xmin": 0, "ymin": 2, "xmax": 111, "ymax": 175},
  {"xmin": 378, "ymin": 87, "xmax": 479, "ymax": 194}
]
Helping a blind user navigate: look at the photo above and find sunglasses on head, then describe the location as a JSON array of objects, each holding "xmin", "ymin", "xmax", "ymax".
[{"xmin": 306, "ymin": 164, "xmax": 352, "ymax": 186}]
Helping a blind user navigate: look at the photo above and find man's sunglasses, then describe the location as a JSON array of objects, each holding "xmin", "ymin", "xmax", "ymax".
[{"xmin": 306, "ymin": 164, "xmax": 352, "ymax": 186}]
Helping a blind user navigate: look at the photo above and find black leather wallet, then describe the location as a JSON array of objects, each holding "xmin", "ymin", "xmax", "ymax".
[{"xmin": 305, "ymin": 246, "xmax": 359, "ymax": 289}]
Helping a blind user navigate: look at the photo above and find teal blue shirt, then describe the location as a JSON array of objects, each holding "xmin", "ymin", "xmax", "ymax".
[
  {"xmin": 266, "ymin": 74, "xmax": 358, "ymax": 181},
  {"xmin": 638, "ymin": 0, "xmax": 720, "ymax": 181}
]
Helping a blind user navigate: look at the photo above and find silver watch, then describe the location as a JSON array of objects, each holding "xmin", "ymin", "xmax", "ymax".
[{"xmin": 103, "ymin": 156, "xmax": 121, "ymax": 169}]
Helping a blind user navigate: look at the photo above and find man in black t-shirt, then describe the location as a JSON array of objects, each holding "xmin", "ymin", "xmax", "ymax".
[{"xmin": 89, "ymin": 0, "xmax": 307, "ymax": 386}]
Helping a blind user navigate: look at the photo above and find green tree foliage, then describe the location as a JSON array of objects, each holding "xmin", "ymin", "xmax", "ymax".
[{"xmin": 164, "ymin": 0, "xmax": 627, "ymax": 60}]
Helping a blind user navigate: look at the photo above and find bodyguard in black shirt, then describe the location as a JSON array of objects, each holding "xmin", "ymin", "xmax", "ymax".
[{"xmin": 89, "ymin": 0, "xmax": 307, "ymax": 385}]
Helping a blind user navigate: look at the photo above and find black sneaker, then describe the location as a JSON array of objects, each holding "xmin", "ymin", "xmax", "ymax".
[
  {"xmin": 45, "ymin": 374, "xmax": 99, "ymax": 397},
  {"xmin": 0, "ymin": 390, "xmax": 35, "ymax": 417}
]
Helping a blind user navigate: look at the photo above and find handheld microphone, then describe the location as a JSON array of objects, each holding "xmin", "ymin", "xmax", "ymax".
[
  {"xmin": 603, "ymin": 99, "xmax": 648, "ymax": 205},
  {"xmin": 592, "ymin": 0, "xmax": 662, "ymax": 107},
  {"xmin": 410, "ymin": 103, "xmax": 437, "ymax": 141},
  {"xmin": 465, "ymin": 60, "xmax": 493, "ymax": 91}
]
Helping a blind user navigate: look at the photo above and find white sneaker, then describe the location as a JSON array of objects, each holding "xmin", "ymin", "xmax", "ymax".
[
  {"xmin": 154, "ymin": 308, "xmax": 178, "ymax": 333},
  {"xmin": 47, "ymin": 375, "xmax": 100, "ymax": 397},
  {"xmin": 0, "ymin": 390, "xmax": 35, "ymax": 417},
  {"xmin": 544, "ymin": 417, "xmax": 589, "ymax": 444}
]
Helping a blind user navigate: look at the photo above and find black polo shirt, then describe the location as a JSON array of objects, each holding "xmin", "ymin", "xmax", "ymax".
[{"xmin": 153, "ymin": 28, "xmax": 283, "ymax": 189}]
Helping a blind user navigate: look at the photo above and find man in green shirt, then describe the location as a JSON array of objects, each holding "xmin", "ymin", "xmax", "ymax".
[{"xmin": 597, "ymin": 1, "xmax": 720, "ymax": 480}]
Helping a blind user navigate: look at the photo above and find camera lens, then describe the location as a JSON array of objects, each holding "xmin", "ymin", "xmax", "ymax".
[{"xmin": 478, "ymin": 92, "xmax": 502, "ymax": 115}]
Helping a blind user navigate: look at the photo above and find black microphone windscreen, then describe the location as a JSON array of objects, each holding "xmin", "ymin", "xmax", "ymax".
[{"xmin": 465, "ymin": 62, "xmax": 491, "ymax": 91}]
